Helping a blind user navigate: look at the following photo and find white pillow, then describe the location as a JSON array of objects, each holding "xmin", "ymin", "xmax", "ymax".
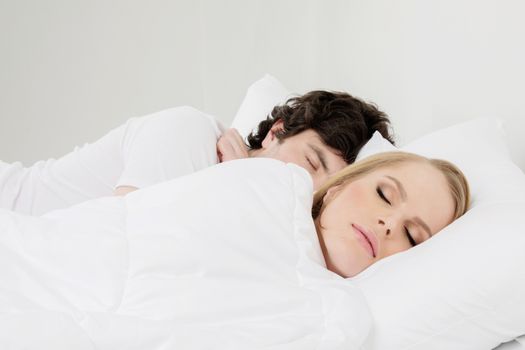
[
  {"xmin": 231, "ymin": 74, "xmax": 291, "ymax": 138},
  {"xmin": 352, "ymin": 118, "xmax": 525, "ymax": 350},
  {"xmin": 355, "ymin": 131, "xmax": 397, "ymax": 162}
]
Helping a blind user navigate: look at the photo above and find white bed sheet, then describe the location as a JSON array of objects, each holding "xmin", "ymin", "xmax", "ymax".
[{"xmin": 0, "ymin": 159, "xmax": 372, "ymax": 349}]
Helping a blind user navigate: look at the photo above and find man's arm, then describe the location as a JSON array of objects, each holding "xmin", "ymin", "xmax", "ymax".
[
  {"xmin": 114, "ymin": 126, "xmax": 245, "ymax": 197},
  {"xmin": 0, "ymin": 123, "xmax": 127, "ymax": 215},
  {"xmin": 115, "ymin": 106, "xmax": 223, "ymax": 194}
]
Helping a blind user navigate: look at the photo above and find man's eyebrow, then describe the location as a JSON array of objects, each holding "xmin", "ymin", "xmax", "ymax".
[
  {"xmin": 385, "ymin": 175, "xmax": 432, "ymax": 237},
  {"xmin": 308, "ymin": 144, "xmax": 328, "ymax": 171}
]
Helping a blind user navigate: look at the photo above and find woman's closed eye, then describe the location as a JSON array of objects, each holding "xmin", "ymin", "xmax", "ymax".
[
  {"xmin": 378, "ymin": 187, "xmax": 417, "ymax": 246},
  {"xmin": 376, "ymin": 187, "xmax": 391, "ymax": 205},
  {"xmin": 405, "ymin": 227, "xmax": 417, "ymax": 246}
]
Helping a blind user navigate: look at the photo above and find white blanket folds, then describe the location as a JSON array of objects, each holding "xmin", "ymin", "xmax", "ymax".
[{"xmin": 0, "ymin": 158, "xmax": 371, "ymax": 349}]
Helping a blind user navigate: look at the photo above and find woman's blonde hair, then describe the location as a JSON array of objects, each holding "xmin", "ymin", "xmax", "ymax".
[{"xmin": 312, "ymin": 151, "xmax": 470, "ymax": 221}]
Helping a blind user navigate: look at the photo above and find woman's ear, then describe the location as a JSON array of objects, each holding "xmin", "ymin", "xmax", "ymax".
[
  {"xmin": 261, "ymin": 120, "xmax": 285, "ymax": 148},
  {"xmin": 315, "ymin": 184, "xmax": 342, "ymax": 222},
  {"xmin": 323, "ymin": 184, "xmax": 342, "ymax": 203}
]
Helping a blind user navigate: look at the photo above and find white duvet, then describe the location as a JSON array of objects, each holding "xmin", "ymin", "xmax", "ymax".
[{"xmin": 0, "ymin": 158, "xmax": 371, "ymax": 350}]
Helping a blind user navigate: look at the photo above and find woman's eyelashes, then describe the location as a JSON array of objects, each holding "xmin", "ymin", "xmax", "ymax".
[
  {"xmin": 378, "ymin": 186, "xmax": 417, "ymax": 246},
  {"xmin": 376, "ymin": 187, "xmax": 391, "ymax": 205},
  {"xmin": 405, "ymin": 227, "xmax": 417, "ymax": 246}
]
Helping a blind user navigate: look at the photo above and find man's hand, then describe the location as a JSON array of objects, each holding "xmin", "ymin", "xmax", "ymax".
[
  {"xmin": 114, "ymin": 186, "xmax": 138, "ymax": 196},
  {"xmin": 216, "ymin": 128, "xmax": 249, "ymax": 162}
]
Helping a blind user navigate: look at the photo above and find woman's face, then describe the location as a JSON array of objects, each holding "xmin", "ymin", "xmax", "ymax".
[{"xmin": 315, "ymin": 161, "xmax": 456, "ymax": 278}]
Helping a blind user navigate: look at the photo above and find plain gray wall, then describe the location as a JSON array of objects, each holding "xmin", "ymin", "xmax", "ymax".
[
  {"xmin": 0, "ymin": 0, "xmax": 321, "ymax": 163},
  {"xmin": 1, "ymin": 0, "xmax": 524, "ymax": 171}
]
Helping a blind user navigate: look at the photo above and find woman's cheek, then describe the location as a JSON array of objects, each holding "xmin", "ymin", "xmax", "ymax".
[
  {"xmin": 325, "ymin": 232, "xmax": 366, "ymax": 277},
  {"xmin": 346, "ymin": 182, "xmax": 368, "ymax": 204},
  {"xmin": 336, "ymin": 182, "xmax": 368, "ymax": 214}
]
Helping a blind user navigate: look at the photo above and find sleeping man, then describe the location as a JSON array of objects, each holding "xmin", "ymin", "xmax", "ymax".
[{"xmin": 0, "ymin": 90, "xmax": 393, "ymax": 215}]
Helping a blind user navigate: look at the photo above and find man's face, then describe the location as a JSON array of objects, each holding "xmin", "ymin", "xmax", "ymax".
[{"xmin": 256, "ymin": 127, "xmax": 348, "ymax": 190}]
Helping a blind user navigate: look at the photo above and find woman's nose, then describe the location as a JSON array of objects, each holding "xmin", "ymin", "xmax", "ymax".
[{"xmin": 378, "ymin": 219, "xmax": 391, "ymax": 236}]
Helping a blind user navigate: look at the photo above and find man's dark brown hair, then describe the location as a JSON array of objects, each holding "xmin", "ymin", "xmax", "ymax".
[{"xmin": 247, "ymin": 90, "xmax": 394, "ymax": 164}]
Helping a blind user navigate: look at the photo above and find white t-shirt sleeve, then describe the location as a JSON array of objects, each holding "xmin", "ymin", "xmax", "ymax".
[
  {"xmin": 116, "ymin": 106, "xmax": 223, "ymax": 189},
  {"xmin": 0, "ymin": 106, "xmax": 223, "ymax": 215},
  {"xmin": 0, "ymin": 123, "xmax": 126, "ymax": 215}
]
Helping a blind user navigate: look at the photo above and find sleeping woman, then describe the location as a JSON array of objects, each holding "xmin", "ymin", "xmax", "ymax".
[
  {"xmin": 312, "ymin": 151, "xmax": 469, "ymax": 277},
  {"xmin": 0, "ymin": 151, "xmax": 469, "ymax": 348}
]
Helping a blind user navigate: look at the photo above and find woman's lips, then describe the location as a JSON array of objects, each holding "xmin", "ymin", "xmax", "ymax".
[{"xmin": 352, "ymin": 223, "xmax": 377, "ymax": 258}]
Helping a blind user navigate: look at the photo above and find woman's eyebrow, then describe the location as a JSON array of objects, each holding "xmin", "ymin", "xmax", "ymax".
[
  {"xmin": 386, "ymin": 176, "xmax": 407, "ymax": 200},
  {"xmin": 385, "ymin": 175, "xmax": 432, "ymax": 236},
  {"xmin": 414, "ymin": 217, "xmax": 433, "ymax": 237}
]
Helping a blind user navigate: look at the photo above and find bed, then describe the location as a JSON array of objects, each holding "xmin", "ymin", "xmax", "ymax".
[{"xmin": 1, "ymin": 75, "xmax": 524, "ymax": 349}]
